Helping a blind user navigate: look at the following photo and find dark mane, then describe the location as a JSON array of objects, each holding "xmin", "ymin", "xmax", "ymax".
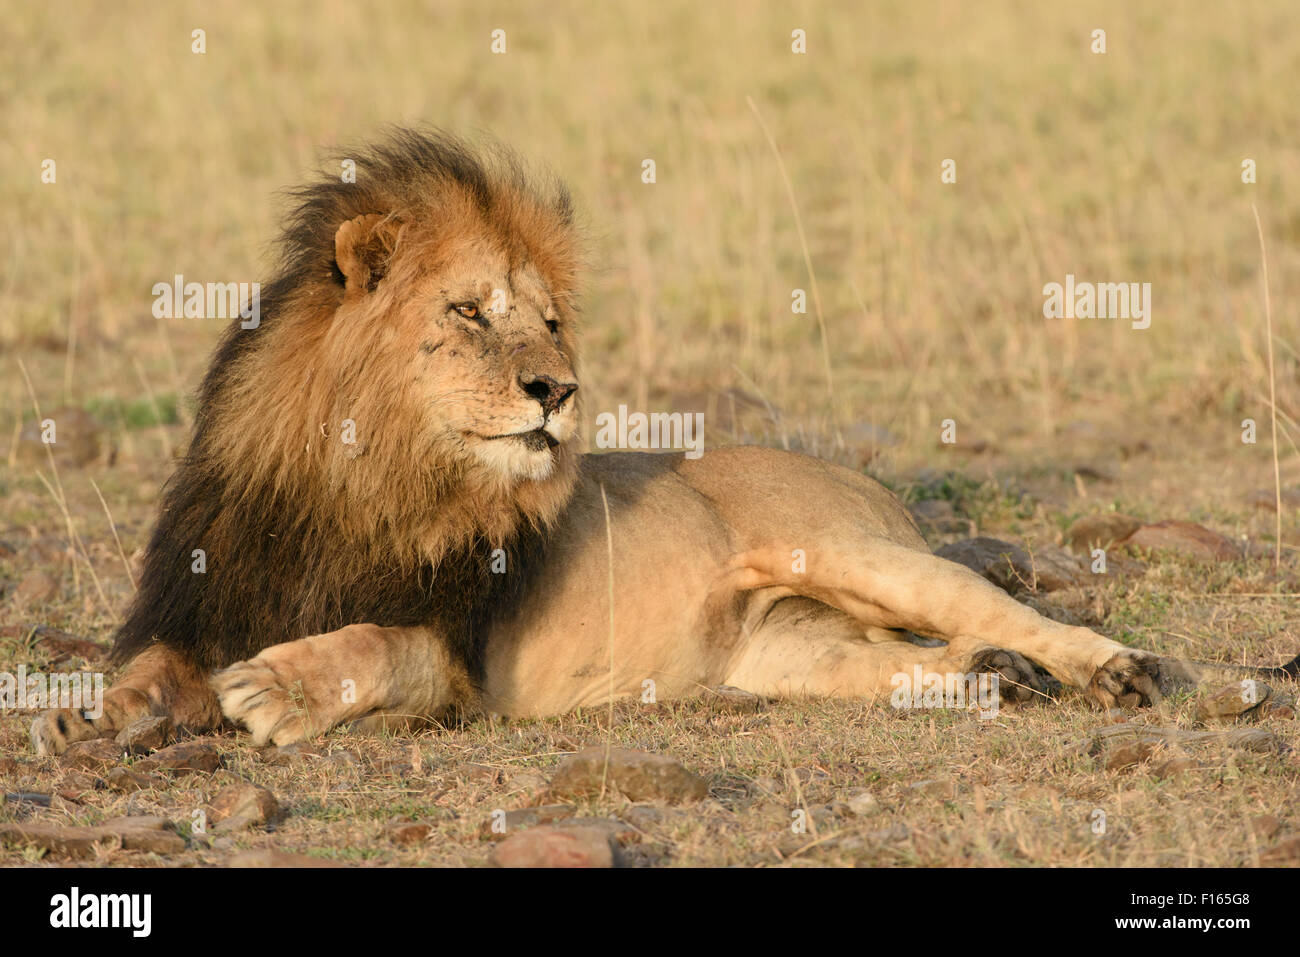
[{"xmin": 110, "ymin": 129, "xmax": 573, "ymax": 683}]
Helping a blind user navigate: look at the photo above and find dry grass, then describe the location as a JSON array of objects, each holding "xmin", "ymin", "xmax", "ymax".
[{"xmin": 2, "ymin": 0, "xmax": 1299, "ymax": 867}]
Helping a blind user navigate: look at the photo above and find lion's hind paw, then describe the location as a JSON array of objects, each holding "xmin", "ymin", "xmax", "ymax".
[{"xmin": 1088, "ymin": 648, "xmax": 1161, "ymax": 709}]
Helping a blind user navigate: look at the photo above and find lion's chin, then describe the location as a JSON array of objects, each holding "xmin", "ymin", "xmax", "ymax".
[{"xmin": 470, "ymin": 436, "xmax": 561, "ymax": 483}]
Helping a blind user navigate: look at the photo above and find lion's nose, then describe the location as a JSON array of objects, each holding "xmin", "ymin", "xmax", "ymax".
[{"xmin": 518, "ymin": 372, "xmax": 578, "ymax": 416}]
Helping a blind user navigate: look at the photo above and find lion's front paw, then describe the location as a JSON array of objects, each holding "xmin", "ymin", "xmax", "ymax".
[
  {"xmin": 1088, "ymin": 649, "xmax": 1161, "ymax": 709},
  {"xmin": 30, "ymin": 708, "xmax": 103, "ymax": 756},
  {"xmin": 211, "ymin": 656, "xmax": 316, "ymax": 747},
  {"xmin": 30, "ymin": 686, "xmax": 152, "ymax": 756}
]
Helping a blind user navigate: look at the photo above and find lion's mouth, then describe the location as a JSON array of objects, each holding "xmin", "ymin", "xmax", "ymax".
[
  {"xmin": 517, "ymin": 429, "xmax": 559, "ymax": 452},
  {"xmin": 481, "ymin": 428, "xmax": 559, "ymax": 452}
]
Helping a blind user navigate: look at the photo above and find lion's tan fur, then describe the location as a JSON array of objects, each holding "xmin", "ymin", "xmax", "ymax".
[{"xmin": 37, "ymin": 129, "xmax": 1249, "ymax": 756}]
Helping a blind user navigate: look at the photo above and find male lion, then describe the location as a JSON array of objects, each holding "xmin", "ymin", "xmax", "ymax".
[{"xmin": 31, "ymin": 130, "xmax": 1294, "ymax": 754}]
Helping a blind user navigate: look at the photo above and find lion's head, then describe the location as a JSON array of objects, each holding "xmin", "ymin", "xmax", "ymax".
[
  {"xmin": 208, "ymin": 130, "xmax": 584, "ymax": 546},
  {"xmin": 114, "ymin": 130, "xmax": 586, "ymax": 674}
]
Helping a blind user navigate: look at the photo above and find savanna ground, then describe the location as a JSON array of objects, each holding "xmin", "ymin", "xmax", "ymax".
[{"xmin": 1, "ymin": 1, "xmax": 1298, "ymax": 867}]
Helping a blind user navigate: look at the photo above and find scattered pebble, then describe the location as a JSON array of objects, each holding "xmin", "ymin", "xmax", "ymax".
[
  {"xmin": 548, "ymin": 747, "xmax": 708, "ymax": 804},
  {"xmin": 135, "ymin": 739, "xmax": 222, "ymax": 775},
  {"xmin": 490, "ymin": 825, "xmax": 618, "ymax": 868},
  {"xmin": 207, "ymin": 783, "xmax": 279, "ymax": 833},
  {"xmin": 0, "ymin": 816, "xmax": 184, "ymax": 858},
  {"xmin": 60, "ymin": 739, "xmax": 123, "ymax": 771},
  {"xmin": 115, "ymin": 715, "xmax": 175, "ymax": 754}
]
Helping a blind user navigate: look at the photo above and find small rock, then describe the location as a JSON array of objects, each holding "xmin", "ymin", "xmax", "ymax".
[
  {"xmin": 0, "ymin": 816, "xmax": 184, "ymax": 858},
  {"xmin": 115, "ymin": 715, "xmax": 175, "ymax": 754},
  {"xmin": 60, "ymin": 739, "xmax": 122, "ymax": 771},
  {"xmin": 1116, "ymin": 521, "xmax": 1241, "ymax": 562},
  {"xmin": 842, "ymin": 789, "xmax": 883, "ymax": 817},
  {"xmin": 0, "ymin": 824, "xmax": 100, "ymax": 858},
  {"xmin": 1090, "ymin": 723, "xmax": 1284, "ymax": 770},
  {"xmin": 135, "ymin": 739, "xmax": 221, "ymax": 774},
  {"xmin": 208, "ymin": 783, "xmax": 279, "ymax": 833},
  {"xmin": 110, "ymin": 824, "xmax": 188, "ymax": 856},
  {"xmin": 1064, "ymin": 514, "xmax": 1142, "ymax": 554},
  {"xmin": 13, "ymin": 570, "xmax": 59, "ymax": 606},
  {"xmin": 548, "ymin": 747, "xmax": 708, "ymax": 804},
  {"xmin": 490, "ymin": 825, "xmax": 617, "ymax": 868},
  {"xmin": 704, "ymin": 686, "xmax": 762, "ymax": 713},
  {"xmin": 386, "ymin": 821, "xmax": 431, "ymax": 845},
  {"xmin": 104, "ymin": 767, "xmax": 159, "ymax": 792},
  {"xmin": 1196, "ymin": 681, "xmax": 1273, "ymax": 723}
]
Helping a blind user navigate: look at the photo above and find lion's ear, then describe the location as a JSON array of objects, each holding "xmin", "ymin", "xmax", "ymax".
[{"xmin": 335, "ymin": 213, "xmax": 402, "ymax": 296}]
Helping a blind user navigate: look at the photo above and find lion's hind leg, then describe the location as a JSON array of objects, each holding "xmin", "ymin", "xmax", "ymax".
[
  {"xmin": 725, "ymin": 597, "xmax": 1051, "ymax": 707},
  {"xmin": 724, "ymin": 541, "xmax": 1159, "ymax": 708}
]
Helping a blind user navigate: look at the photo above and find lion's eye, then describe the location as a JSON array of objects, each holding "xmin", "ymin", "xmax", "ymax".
[{"xmin": 451, "ymin": 302, "xmax": 481, "ymax": 321}]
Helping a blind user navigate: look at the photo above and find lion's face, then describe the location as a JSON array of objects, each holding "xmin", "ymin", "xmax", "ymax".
[{"xmin": 407, "ymin": 242, "xmax": 580, "ymax": 483}]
